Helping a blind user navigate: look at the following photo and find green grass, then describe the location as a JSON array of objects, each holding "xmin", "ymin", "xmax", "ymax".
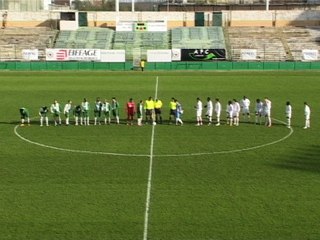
[{"xmin": 1, "ymin": 71, "xmax": 320, "ymax": 240}]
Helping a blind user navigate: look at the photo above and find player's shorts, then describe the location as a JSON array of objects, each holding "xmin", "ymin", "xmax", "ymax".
[
  {"xmin": 82, "ymin": 110, "xmax": 89, "ymax": 117},
  {"xmin": 206, "ymin": 110, "xmax": 213, "ymax": 117},
  {"xmin": 103, "ymin": 111, "xmax": 110, "ymax": 117},
  {"xmin": 264, "ymin": 110, "xmax": 271, "ymax": 117},
  {"xmin": 112, "ymin": 109, "xmax": 119, "ymax": 117},
  {"xmin": 75, "ymin": 112, "xmax": 81, "ymax": 117},
  {"xmin": 227, "ymin": 112, "xmax": 233, "ymax": 119},
  {"xmin": 242, "ymin": 108, "xmax": 250, "ymax": 114},
  {"xmin": 233, "ymin": 112, "xmax": 239, "ymax": 118},
  {"xmin": 196, "ymin": 110, "xmax": 202, "ymax": 117},
  {"xmin": 170, "ymin": 109, "xmax": 176, "ymax": 116},
  {"xmin": 146, "ymin": 109, "xmax": 153, "ymax": 116},
  {"xmin": 137, "ymin": 111, "xmax": 142, "ymax": 119},
  {"xmin": 64, "ymin": 112, "xmax": 70, "ymax": 118},
  {"xmin": 305, "ymin": 114, "xmax": 310, "ymax": 120},
  {"xmin": 94, "ymin": 110, "xmax": 101, "ymax": 117},
  {"xmin": 215, "ymin": 112, "xmax": 221, "ymax": 118},
  {"xmin": 155, "ymin": 108, "xmax": 161, "ymax": 115},
  {"xmin": 255, "ymin": 110, "xmax": 262, "ymax": 116},
  {"xmin": 127, "ymin": 109, "xmax": 134, "ymax": 117},
  {"xmin": 53, "ymin": 111, "xmax": 60, "ymax": 117},
  {"xmin": 286, "ymin": 114, "xmax": 292, "ymax": 119},
  {"xmin": 20, "ymin": 113, "xmax": 28, "ymax": 119}
]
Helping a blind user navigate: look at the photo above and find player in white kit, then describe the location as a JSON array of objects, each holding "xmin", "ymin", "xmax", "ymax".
[
  {"xmin": 195, "ymin": 97, "xmax": 203, "ymax": 126},
  {"xmin": 304, "ymin": 102, "xmax": 311, "ymax": 129},
  {"xmin": 205, "ymin": 97, "xmax": 213, "ymax": 125},
  {"xmin": 215, "ymin": 98, "xmax": 222, "ymax": 126},
  {"xmin": 285, "ymin": 101, "xmax": 292, "ymax": 128}
]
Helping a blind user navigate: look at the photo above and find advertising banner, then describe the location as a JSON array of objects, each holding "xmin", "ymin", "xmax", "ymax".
[
  {"xmin": 46, "ymin": 49, "xmax": 100, "ymax": 61},
  {"xmin": 181, "ymin": 49, "xmax": 226, "ymax": 61},
  {"xmin": 22, "ymin": 49, "xmax": 39, "ymax": 61},
  {"xmin": 116, "ymin": 21, "xmax": 133, "ymax": 32},
  {"xmin": 171, "ymin": 49, "xmax": 181, "ymax": 61},
  {"xmin": 148, "ymin": 21, "xmax": 167, "ymax": 32},
  {"xmin": 100, "ymin": 50, "xmax": 125, "ymax": 62},
  {"xmin": 147, "ymin": 50, "xmax": 172, "ymax": 62},
  {"xmin": 302, "ymin": 49, "xmax": 318, "ymax": 61},
  {"xmin": 241, "ymin": 49, "xmax": 257, "ymax": 60}
]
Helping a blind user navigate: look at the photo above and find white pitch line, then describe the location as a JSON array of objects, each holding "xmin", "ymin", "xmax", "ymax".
[
  {"xmin": 153, "ymin": 117, "xmax": 293, "ymax": 157},
  {"xmin": 143, "ymin": 76, "xmax": 158, "ymax": 240},
  {"xmin": 14, "ymin": 125, "xmax": 150, "ymax": 157},
  {"xmin": 14, "ymin": 117, "xmax": 293, "ymax": 158}
]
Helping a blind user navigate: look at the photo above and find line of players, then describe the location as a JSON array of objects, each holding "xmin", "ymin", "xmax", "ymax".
[
  {"xmin": 18, "ymin": 96, "xmax": 311, "ymax": 129},
  {"xmin": 195, "ymin": 96, "xmax": 270, "ymax": 127}
]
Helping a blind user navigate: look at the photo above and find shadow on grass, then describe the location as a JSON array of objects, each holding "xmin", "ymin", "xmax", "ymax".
[
  {"xmin": 0, "ymin": 121, "xmax": 20, "ymax": 125},
  {"xmin": 271, "ymin": 145, "xmax": 320, "ymax": 174}
]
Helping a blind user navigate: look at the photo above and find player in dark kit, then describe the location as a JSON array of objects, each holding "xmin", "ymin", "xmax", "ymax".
[{"xmin": 74, "ymin": 104, "xmax": 82, "ymax": 126}]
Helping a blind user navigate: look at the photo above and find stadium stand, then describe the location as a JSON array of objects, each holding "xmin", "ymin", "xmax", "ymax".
[
  {"xmin": 0, "ymin": 25, "xmax": 319, "ymax": 62},
  {"xmin": 171, "ymin": 27, "xmax": 228, "ymax": 60},
  {"xmin": 171, "ymin": 27, "xmax": 226, "ymax": 50},
  {"xmin": 227, "ymin": 27, "xmax": 288, "ymax": 61},
  {"xmin": 113, "ymin": 31, "xmax": 169, "ymax": 60},
  {"xmin": 0, "ymin": 27, "xmax": 57, "ymax": 61},
  {"xmin": 54, "ymin": 27, "xmax": 114, "ymax": 49},
  {"xmin": 283, "ymin": 26, "xmax": 320, "ymax": 61}
]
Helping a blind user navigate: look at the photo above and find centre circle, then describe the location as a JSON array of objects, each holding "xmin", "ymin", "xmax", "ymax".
[{"xmin": 14, "ymin": 118, "xmax": 293, "ymax": 158}]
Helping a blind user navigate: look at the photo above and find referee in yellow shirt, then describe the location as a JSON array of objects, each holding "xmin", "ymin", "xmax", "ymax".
[
  {"xmin": 169, "ymin": 97, "xmax": 177, "ymax": 124},
  {"xmin": 144, "ymin": 96, "xmax": 155, "ymax": 124},
  {"xmin": 154, "ymin": 99, "xmax": 163, "ymax": 124}
]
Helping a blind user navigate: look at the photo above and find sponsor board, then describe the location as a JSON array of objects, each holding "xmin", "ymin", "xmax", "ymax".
[
  {"xmin": 100, "ymin": 50, "xmax": 125, "ymax": 62},
  {"xmin": 171, "ymin": 49, "xmax": 181, "ymax": 61},
  {"xmin": 147, "ymin": 50, "xmax": 172, "ymax": 62},
  {"xmin": 22, "ymin": 49, "xmax": 39, "ymax": 61},
  {"xmin": 181, "ymin": 49, "xmax": 226, "ymax": 61},
  {"xmin": 302, "ymin": 49, "xmax": 318, "ymax": 61},
  {"xmin": 116, "ymin": 21, "xmax": 134, "ymax": 32},
  {"xmin": 241, "ymin": 49, "xmax": 257, "ymax": 60},
  {"xmin": 46, "ymin": 49, "xmax": 100, "ymax": 61}
]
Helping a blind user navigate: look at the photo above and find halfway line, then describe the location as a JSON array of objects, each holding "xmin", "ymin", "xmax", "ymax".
[{"xmin": 143, "ymin": 76, "xmax": 158, "ymax": 240}]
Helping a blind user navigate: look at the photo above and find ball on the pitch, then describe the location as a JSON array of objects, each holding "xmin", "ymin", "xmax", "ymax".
[{"xmin": 153, "ymin": 122, "xmax": 157, "ymax": 126}]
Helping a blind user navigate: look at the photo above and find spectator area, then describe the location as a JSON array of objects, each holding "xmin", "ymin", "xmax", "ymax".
[
  {"xmin": 171, "ymin": 27, "xmax": 226, "ymax": 50},
  {"xmin": 113, "ymin": 31, "xmax": 169, "ymax": 60},
  {"xmin": 0, "ymin": 27, "xmax": 57, "ymax": 61},
  {"xmin": 0, "ymin": 26, "xmax": 319, "ymax": 62},
  {"xmin": 54, "ymin": 27, "xmax": 114, "ymax": 49},
  {"xmin": 228, "ymin": 27, "xmax": 288, "ymax": 61},
  {"xmin": 283, "ymin": 27, "xmax": 320, "ymax": 61},
  {"xmin": 228, "ymin": 26, "xmax": 320, "ymax": 61}
]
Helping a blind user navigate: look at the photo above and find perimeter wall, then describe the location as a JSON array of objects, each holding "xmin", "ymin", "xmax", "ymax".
[{"xmin": 0, "ymin": 61, "xmax": 319, "ymax": 71}]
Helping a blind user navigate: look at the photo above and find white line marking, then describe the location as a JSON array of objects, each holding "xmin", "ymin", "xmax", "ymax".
[
  {"xmin": 154, "ymin": 118, "xmax": 294, "ymax": 157},
  {"xmin": 13, "ymin": 125, "xmax": 149, "ymax": 157},
  {"xmin": 13, "ymin": 117, "xmax": 293, "ymax": 158},
  {"xmin": 143, "ymin": 76, "xmax": 158, "ymax": 240}
]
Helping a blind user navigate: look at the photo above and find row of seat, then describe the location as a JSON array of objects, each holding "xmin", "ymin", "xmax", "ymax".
[
  {"xmin": 54, "ymin": 27, "xmax": 114, "ymax": 49},
  {"xmin": 172, "ymin": 27, "xmax": 226, "ymax": 49},
  {"xmin": 0, "ymin": 26, "xmax": 319, "ymax": 61},
  {"xmin": 228, "ymin": 26, "xmax": 320, "ymax": 61},
  {"xmin": 0, "ymin": 27, "xmax": 57, "ymax": 60}
]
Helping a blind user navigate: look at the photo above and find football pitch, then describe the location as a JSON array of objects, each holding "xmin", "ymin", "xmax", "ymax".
[{"xmin": 1, "ymin": 71, "xmax": 320, "ymax": 240}]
